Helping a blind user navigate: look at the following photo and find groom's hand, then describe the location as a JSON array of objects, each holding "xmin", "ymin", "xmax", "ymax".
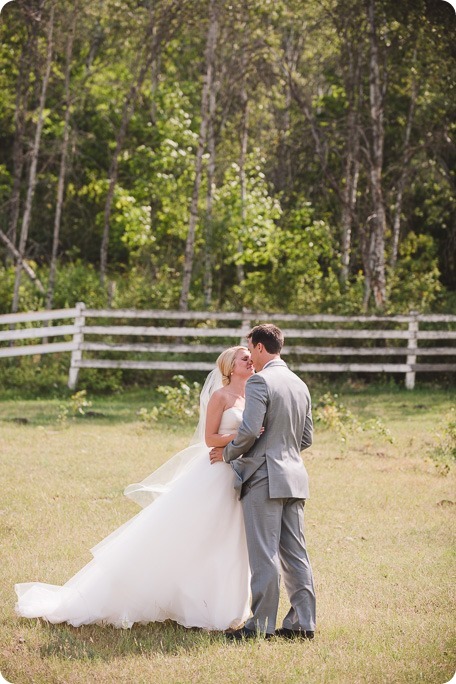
[{"xmin": 209, "ymin": 447, "xmax": 224, "ymax": 464}]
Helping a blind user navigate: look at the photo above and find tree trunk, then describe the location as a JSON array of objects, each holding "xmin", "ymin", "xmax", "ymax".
[
  {"xmin": 7, "ymin": 42, "xmax": 32, "ymax": 254},
  {"xmin": 278, "ymin": 28, "xmax": 297, "ymax": 191},
  {"xmin": 237, "ymin": 71, "xmax": 248, "ymax": 286},
  {"xmin": 11, "ymin": 3, "xmax": 55, "ymax": 314},
  {"xmin": 203, "ymin": 35, "xmax": 217, "ymax": 308},
  {"xmin": 340, "ymin": 43, "xmax": 362, "ymax": 286},
  {"xmin": 363, "ymin": 0, "xmax": 386, "ymax": 310},
  {"xmin": 150, "ymin": 45, "xmax": 161, "ymax": 125},
  {"xmin": 46, "ymin": 4, "xmax": 78, "ymax": 309},
  {"xmin": 0, "ymin": 229, "xmax": 45, "ymax": 293},
  {"xmin": 390, "ymin": 46, "xmax": 418, "ymax": 271},
  {"xmin": 179, "ymin": 0, "xmax": 218, "ymax": 312},
  {"xmin": 340, "ymin": 108, "xmax": 360, "ymax": 285}
]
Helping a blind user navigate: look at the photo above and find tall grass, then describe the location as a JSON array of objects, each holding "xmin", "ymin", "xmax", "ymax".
[{"xmin": 0, "ymin": 389, "xmax": 455, "ymax": 684}]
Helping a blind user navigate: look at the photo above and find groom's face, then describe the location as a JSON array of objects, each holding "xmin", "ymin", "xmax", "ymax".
[{"xmin": 247, "ymin": 339, "xmax": 263, "ymax": 372}]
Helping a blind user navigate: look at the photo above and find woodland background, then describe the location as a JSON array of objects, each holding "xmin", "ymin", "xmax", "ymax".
[{"xmin": 0, "ymin": 0, "xmax": 455, "ymax": 317}]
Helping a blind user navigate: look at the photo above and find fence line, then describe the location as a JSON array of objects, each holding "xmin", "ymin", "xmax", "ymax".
[{"xmin": 0, "ymin": 303, "xmax": 455, "ymax": 390}]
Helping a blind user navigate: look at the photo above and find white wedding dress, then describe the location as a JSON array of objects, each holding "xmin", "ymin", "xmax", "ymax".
[{"xmin": 15, "ymin": 407, "xmax": 251, "ymax": 630}]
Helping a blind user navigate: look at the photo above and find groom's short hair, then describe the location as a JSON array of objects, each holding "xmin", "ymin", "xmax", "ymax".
[{"xmin": 248, "ymin": 324, "xmax": 284, "ymax": 354}]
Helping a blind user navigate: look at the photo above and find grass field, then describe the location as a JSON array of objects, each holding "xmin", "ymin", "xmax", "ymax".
[{"xmin": 0, "ymin": 387, "xmax": 455, "ymax": 684}]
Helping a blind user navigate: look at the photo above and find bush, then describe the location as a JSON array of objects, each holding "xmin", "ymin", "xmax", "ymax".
[
  {"xmin": 314, "ymin": 391, "xmax": 393, "ymax": 444},
  {"xmin": 0, "ymin": 355, "xmax": 69, "ymax": 397},
  {"xmin": 76, "ymin": 368, "xmax": 124, "ymax": 393},
  {"xmin": 138, "ymin": 375, "xmax": 201, "ymax": 425},
  {"xmin": 426, "ymin": 409, "xmax": 456, "ymax": 475}
]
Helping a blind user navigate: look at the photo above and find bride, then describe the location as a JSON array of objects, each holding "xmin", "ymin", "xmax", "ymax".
[{"xmin": 15, "ymin": 346, "xmax": 254, "ymax": 631}]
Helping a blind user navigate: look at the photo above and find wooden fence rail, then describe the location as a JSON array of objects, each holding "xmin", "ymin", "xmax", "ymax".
[{"xmin": 0, "ymin": 303, "xmax": 455, "ymax": 390}]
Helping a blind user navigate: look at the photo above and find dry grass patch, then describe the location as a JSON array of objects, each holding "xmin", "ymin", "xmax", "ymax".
[{"xmin": 1, "ymin": 389, "xmax": 455, "ymax": 684}]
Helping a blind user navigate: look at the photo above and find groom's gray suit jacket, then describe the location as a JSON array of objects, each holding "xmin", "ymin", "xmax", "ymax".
[{"xmin": 223, "ymin": 359, "xmax": 313, "ymax": 499}]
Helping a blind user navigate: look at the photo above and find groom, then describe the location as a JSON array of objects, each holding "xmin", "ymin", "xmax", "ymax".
[{"xmin": 210, "ymin": 323, "xmax": 316, "ymax": 640}]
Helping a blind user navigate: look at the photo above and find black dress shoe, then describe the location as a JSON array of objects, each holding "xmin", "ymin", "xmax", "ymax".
[
  {"xmin": 275, "ymin": 628, "xmax": 315, "ymax": 640},
  {"xmin": 224, "ymin": 627, "xmax": 256, "ymax": 641},
  {"xmin": 225, "ymin": 627, "xmax": 273, "ymax": 641}
]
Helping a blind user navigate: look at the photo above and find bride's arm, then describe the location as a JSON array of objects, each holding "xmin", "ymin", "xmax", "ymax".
[{"xmin": 205, "ymin": 393, "xmax": 237, "ymax": 447}]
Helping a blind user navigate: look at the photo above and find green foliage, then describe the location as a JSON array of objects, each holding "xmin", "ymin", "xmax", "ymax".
[
  {"xmin": 57, "ymin": 389, "xmax": 93, "ymax": 424},
  {"xmin": 76, "ymin": 367, "xmax": 124, "ymax": 393},
  {"xmin": 139, "ymin": 375, "xmax": 201, "ymax": 425},
  {"xmin": 314, "ymin": 391, "xmax": 393, "ymax": 444},
  {"xmin": 120, "ymin": 84, "xmax": 196, "ymax": 257},
  {"xmin": 426, "ymin": 409, "xmax": 456, "ymax": 475},
  {"xmin": 387, "ymin": 233, "xmax": 443, "ymax": 313},
  {"xmin": 0, "ymin": 355, "xmax": 68, "ymax": 396},
  {"xmin": 50, "ymin": 260, "xmax": 108, "ymax": 309},
  {"xmin": 0, "ymin": 163, "xmax": 12, "ymax": 211},
  {"xmin": 216, "ymin": 155, "xmax": 282, "ymax": 268},
  {"xmin": 0, "ymin": 265, "xmax": 44, "ymax": 314},
  {"xmin": 0, "ymin": 261, "xmax": 108, "ymax": 314},
  {"xmin": 112, "ymin": 265, "xmax": 182, "ymax": 309},
  {"xmin": 0, "ymin": 0, "xmax": 454, "ymax": 318},
  {"xmin": 70, "ymin": 389, "xmax": 92, "ymax": 415},
  {"xmin": 227, "ymin": 201, "xmax": 356, "ymax": 313}
]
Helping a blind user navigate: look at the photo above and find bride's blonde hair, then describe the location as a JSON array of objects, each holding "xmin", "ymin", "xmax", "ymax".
[{"xmin": 216, "ymin": 346, "xmax": 248, "ymax": 386}]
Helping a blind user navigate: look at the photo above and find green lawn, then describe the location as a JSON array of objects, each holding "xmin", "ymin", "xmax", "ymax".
[{"xmin": 0, "ymin": 388, "xmax": 455, "ymax": 684}]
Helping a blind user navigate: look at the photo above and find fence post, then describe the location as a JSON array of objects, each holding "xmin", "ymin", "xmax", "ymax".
[
  {"xmin": 240, "ymin": 308, "xmax": 252, "ymax": 345},
  {"xmin": 405, "ymin": 311, "xmax": 419, "ymax": 390},
  {"xmin": 68, "ymin": 301, "xmax": 86, "ymax": 390}
]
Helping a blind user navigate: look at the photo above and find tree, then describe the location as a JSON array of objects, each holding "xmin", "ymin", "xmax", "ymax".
[
  {"xmin": 362, "ymin": 0, "xmax": 387, "ymax": 310},
  {"xmin": 46, "ymin": 2, "xmax": 78, "ymax": 309},
  {"xmin": 99, "ymin": 1, "xmax": 182, "ymax": 285},
  {"xmin": 179, "ymin": 0, "xmax": 219, "ymax": 311},
  {"xmin": 11, "ymin": 2, "xmax": 55, "ymax": 314},
  {"xmin": 0, "ymin": 0, "xmax": 454, "ymax": 316}
]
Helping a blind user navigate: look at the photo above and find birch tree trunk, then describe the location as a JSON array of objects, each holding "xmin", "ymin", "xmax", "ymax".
[
  {"xmin": 0, "ymin": 229, "xmax": 45, "ymax": 292},
  {"xmin": 340, "ymin": 107, "xmax": 360, "ymax": 285},
  {"xmin": 340, "ymin": 43, "xmax": 362, "ymax": 286},
  {"xmin": 203, "ymin": 39, "xmax": 217, "ymax": 308},
  {"xmin": 179, "ymin": 0, "xmax": 218, "ymax": 312},
  {"xmin": 8, "ymin": 42, "xmax": 32, "ymax": 253},
  {"xmin": 390, "ymin": 46, "xmax": 418, "ymax": 270},
  {"xmin": 237, "ymin": 70, "xmax": 248, "ymax": 286},
  {"xmin": 150, "ymin": 50, "xmax": 161, "ymax": 125},
  {"xmin": 363, "ymin": 0, "xmax": 387, "ymax": 310},
  {"xmin": 11, "ymin": 3, "xmax": 55, "ymax": 314},
  {"xmin": 46, "ymin": 4, "xmax": 78, "ymax": 309},
  {"xmin": 279, "ymin": 28, "xmax": 297, "ymax": 191}
]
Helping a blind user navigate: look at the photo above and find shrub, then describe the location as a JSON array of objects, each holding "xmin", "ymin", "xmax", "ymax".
[
  {"xmin": 138, "ymin": 375, "xmax": 201, "ymax": 425},
  {"xmin": 426, "ymin": 409, "xmax": 456, "ymax": 475},
  {"xmin": 314, "ymin": 391, "xmax": 393, "ymax": 444},
  {"xmin": 0, "ymin": 355, "xmax": 68, "ymax": 397}
]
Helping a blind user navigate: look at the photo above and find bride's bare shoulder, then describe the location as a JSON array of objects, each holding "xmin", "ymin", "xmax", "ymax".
[
  {"xmin": 210, "ymin": 387, "xmax": 227, "ymax": 402},
  {"xmin": 206, "ymin": 388, "xmax": 228, "ymax": 419}
]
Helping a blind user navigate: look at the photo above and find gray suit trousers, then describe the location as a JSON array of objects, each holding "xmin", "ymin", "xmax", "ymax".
[{"xmin": 241, "ymin": 464, "xmax": 316, "ymax": 634}]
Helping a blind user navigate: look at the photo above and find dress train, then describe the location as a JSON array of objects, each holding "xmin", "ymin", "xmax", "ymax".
[{"xmin": 15, "ymin": 408, "xmax": 250, "ymax": 630}]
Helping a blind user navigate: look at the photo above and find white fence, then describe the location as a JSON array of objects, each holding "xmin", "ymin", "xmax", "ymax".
[{"xmin": 1, "ymin": 303, "xmax": 455, "ymax": 390}]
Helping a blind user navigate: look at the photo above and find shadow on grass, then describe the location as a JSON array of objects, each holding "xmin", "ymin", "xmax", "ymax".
[{"xmin": 37, "ymin": 621, "xmax": 225, "ymax": 661}]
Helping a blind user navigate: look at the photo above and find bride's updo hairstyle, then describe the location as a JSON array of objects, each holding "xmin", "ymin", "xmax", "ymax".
[{"xmin": 217, "ymin": 346, "xmax": 248, "ymax": 386}]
